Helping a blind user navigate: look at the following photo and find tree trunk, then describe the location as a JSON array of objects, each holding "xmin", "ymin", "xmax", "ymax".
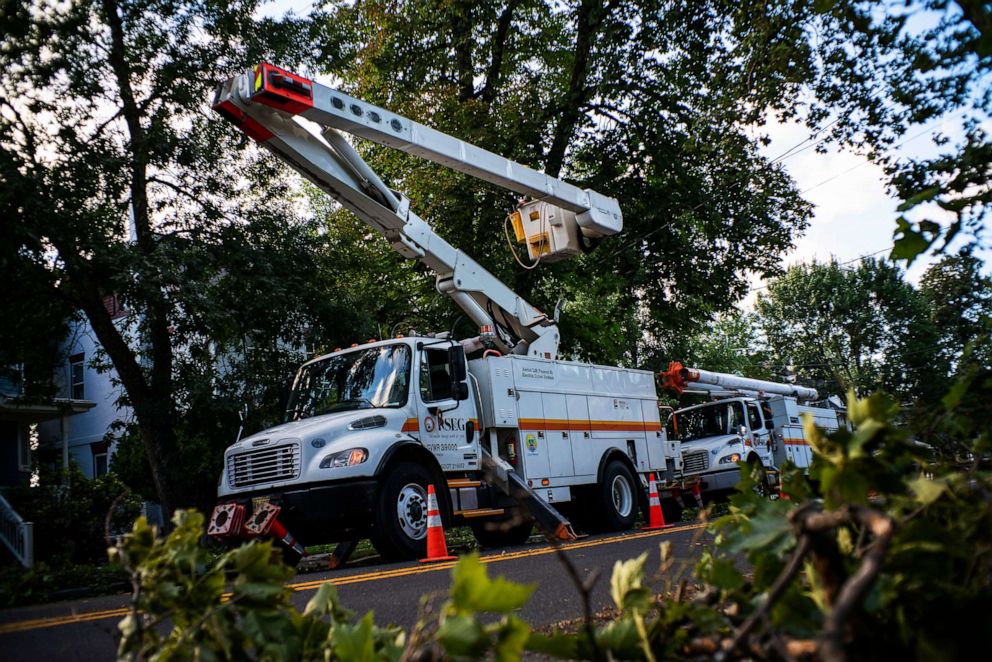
[
  {"xmin": 544, "ymin": 0, "xmax": 606, "ymax": 177},
  {"xmin": 96, "ymin": 0, "xmax": 181, "ymax": 520},
  {"xmin": 450, "ymin": 1, "xmax": 475, "ymax": 102}
]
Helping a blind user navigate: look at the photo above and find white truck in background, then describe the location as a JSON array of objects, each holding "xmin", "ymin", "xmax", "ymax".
[
  {"xmin": 206, "ymin": 63, "xmax": 685, "ymax": 563},
  {"xmin": 659, "ymin": 362, "xmax": 841, "ymax": 497}
]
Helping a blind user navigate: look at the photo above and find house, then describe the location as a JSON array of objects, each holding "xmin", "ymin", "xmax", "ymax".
[{"xmin": 36, "ymin": 295, "xmax": 133, "ymax": 479}]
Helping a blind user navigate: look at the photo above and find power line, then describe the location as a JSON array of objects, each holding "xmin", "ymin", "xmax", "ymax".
[
  {"xmin": 747, "ymin": 245, "xmax": 894, "ymax": 293},
  {"xmin": 595, "ymin": 108, "xmax": 965, "ymax": 265}
]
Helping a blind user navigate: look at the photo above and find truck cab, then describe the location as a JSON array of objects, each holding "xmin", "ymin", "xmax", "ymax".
[
  {"xmin": 669, "ymin": 397, "xmax": 774, "ymax": 493},
  {"xmin": 218, "ymin": 337, "xmax": 479, "ymax": 560}
]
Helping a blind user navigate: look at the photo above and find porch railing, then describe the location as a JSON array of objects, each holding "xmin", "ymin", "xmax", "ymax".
[{"xmin": 0, "ymin": 492, "xmax": 33, "ymax": 567}]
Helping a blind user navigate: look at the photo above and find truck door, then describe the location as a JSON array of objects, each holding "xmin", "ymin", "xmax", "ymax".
[
  {"xmin": 414, "ymin": 345, "xmax": 479, "ymax": 471},
  {"xmin": 747, "ymin": 402, "xmax": 772, "ymax": 463}
]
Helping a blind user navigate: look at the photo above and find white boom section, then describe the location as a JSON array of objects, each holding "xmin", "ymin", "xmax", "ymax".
[
  {"xmin": 212, "ymin": 64, "xmax": 626, "ymax": 359},
  {"xmin": 660, "ymin": 362, "xmax": 818, "ymax": 401},
  {"xmin": 294, "ymin": 83, "xmax": 622, "ymax": 238}
]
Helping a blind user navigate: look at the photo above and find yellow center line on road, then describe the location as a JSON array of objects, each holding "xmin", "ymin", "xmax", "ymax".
[{"xmin": 0, "ymin": 523, "xmax": 706, "ymax": 635}]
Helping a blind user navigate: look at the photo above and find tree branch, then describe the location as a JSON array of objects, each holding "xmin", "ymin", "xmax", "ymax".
[
  {"xmin": 726, "ymin": 533, "xmax": 811, "ymax": 654},
  {"xmin": 450, "ymin": 1, "xmax": 476, "ymax": 102},
  {"xmin": 478, "ymin": 0, "xmax": 521, "ymax": 103}
]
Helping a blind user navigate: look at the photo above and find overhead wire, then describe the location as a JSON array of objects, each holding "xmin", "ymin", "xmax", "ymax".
[{"xmin": 594, "ymin": 107, "xmax": 965, "ymax": 265}]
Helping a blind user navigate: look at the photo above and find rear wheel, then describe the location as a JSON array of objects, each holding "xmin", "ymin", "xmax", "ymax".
[
  {"xmin": 597, "ymin": 460, "xmax": 639, "ymax": 531},
  {"xmin": 369, "ymin": 462, "xmax": 433, "ymax": 561},
  {"xmin": 470, "ymin": 514, "xmax": 534, "ymax": 549}
]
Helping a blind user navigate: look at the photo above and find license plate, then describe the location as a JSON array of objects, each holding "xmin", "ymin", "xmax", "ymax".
[{"xmin": 252, "ymin": 496, "xmax": 270, "ymax": 511}]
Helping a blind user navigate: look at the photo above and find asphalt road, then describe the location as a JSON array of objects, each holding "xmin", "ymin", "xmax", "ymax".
[{"xmin": 0, "ymin": 522, "xmax": 709, "ymax": 660}]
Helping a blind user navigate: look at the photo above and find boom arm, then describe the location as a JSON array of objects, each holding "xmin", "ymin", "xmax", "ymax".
[{"xmin": 212, "ymin": 63, "xmax": 624, "ymax": 359}]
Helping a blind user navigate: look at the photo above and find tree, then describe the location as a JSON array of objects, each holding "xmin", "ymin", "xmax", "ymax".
[
  {"xmin": 756, "ymin": 259, "xmax": 943, "ymax": 401},
  {"xmin": 313, "ymin": 0, "xmax": 815, "ymax": 367},
  {"xmin": 0, "ymin": 1, "xmax": 349, "ymax": 515},
  {"xmin": 919, "ymin": 249, "xmax": 992, "ymax": 369}
]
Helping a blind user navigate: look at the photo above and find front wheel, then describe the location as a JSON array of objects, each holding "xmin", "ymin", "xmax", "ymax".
[
  {"xmin": 597, "ymin": 460, "xmax": 639, "ymax": 531},
  {"xmin": 369, "ymin": 462, "xmax": 433, "ymax": 561},
  {"xmin": 747, "ymin": 458, "xmax": 769, "ymax": 498}
]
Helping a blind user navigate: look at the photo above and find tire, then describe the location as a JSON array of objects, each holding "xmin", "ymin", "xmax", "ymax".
[
  {"xmin": 747, "ymin": 457, "xmax": 769, "ymax": 498},
  {"xmin": 596, "ymin": 460, "xmax": 639, "ymax": 531},
  {"xmin": 470, "ymin": 515, "xmax": 534, "ymax": 549},
  {"xmin": 369, "ymin": 461, "xmax": 434, "ymax": 561}
]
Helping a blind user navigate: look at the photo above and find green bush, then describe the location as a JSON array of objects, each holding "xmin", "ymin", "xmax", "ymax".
[
  {"xmin": 4, "ymin": 464, "xmax": 142, "ymax": 565},
  {"xmin": 112, "ymin": 385, "xmax": 992, "ymax": 660}
]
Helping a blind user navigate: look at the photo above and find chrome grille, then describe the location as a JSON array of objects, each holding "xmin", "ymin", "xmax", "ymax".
[
  {"xmin": 228, "ymin": 442, "xmax": 301, "ymax": 488},
  {"xmin": 682, "ymin": 450, "xmax": 709, "ymax": 474}
]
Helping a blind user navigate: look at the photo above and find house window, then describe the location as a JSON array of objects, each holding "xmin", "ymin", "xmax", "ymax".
[
  {"xmin": 69, "ymin": 352, "xmax": 85, "ymax": 399},
  {"xmin": 93, "ymin": 452, "xmax": 108, "ymax": 478},
  {"xmin": 17, "ymin": 426, "xmax": 31, "ymax": 472}
]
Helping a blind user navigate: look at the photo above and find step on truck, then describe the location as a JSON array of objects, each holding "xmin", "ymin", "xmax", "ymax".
[
  {"xmin": 206, "ymin": 63, "xmax": 686, "ymax": 562},
  {"xmin": 659, "ymin": 362, "xmax": 842, "ymax": 497}
]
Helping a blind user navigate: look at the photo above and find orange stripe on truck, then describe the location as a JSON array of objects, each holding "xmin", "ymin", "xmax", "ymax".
[
  {"xmin": 517, "ymin": 418, "xmax": 662, "ymax": 433},
  {"xmin": 782, "ymin": 438, "xmax": 807, "ymax": 446}
]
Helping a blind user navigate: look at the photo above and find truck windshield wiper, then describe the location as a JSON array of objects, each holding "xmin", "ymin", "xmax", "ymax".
[
  {"xmin": 285, "ymin": 406, "xmax": 311, "ymax": 421},
  {"xmin": 326, "ymin": 398, "xmax": 375, "ymax": 412}
]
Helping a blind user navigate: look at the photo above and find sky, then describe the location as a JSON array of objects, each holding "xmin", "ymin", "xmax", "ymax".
[{"xmin": 262, "ymin": 1, "xmax": 990, "ymax": 308}]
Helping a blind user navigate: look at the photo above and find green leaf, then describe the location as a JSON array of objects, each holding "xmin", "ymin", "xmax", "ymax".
[
  {"xmin": 896, "ymin": 186, "xmax": 940, "ymax": 212},
  {"xmin": 493, "ymin": 615, "xmax": 530, "ymax": 662},
  {"xmin": 731, "ymin": 509, "xmax": 793, "ymax": 556},
  {"xmin": 908, "ymin": 476, "xmax": 946, "ymax": 507},
  {"xmin": 892, "ymin": 216, "xmax": 938, "ymax": 263},
  {"xmin": 526, "ymin": 631, "xmax": 580, "ymax": 659},
  {"xmin": 595, "ymin": 619, "xmax": 641, "ymax": 657},
  {"xmin": 701, "ymin": 555, "xmax": 745, "ymax": 592},
  {"xmin": 609, "ymin": 552, "xmax": 648, "ymax": 611},
  {"xmin": 437, "ymin": 614, "xmax": 489, "ymax": 658},
  {"xmin": 447, "ymin": 554, "xmax": 535, "ymax": 614},
  {"xmin": 331, "ymin": 612, "xmax": 377, "ymax": 661}
]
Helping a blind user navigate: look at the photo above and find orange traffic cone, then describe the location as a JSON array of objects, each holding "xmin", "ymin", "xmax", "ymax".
[
  {"xmin": 420, "ymin": 484, "xmax": 457, "ymax": 563},
  {"xmin": 690, "ymin": 482, "xmax": 704, "ymax": 509},
  {"xmin": 642, "ymin": 473, "xmax": 672, "ymax": 530}
]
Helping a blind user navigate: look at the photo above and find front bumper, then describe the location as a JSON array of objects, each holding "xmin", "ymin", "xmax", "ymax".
[
  {"xmin": 217, "ymin": 478, "xmax": 378, "ymax": 545},
  {"xmin": 697, "ymin": 467, "xmax": 742, "ymax": 493}
]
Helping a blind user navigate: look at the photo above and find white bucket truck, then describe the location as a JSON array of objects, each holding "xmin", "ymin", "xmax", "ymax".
[
  {"xmin": 207, "ymin": 64, "xmax": 683, "ymax": 562},
  {"xmin": 659, "ymin": 362, "xmax": 841, "ymax": 496}
]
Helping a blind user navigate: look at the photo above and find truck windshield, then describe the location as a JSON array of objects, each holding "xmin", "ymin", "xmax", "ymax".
[
  {"xmin": 676, "ymin": 401, "xmax": 745, "ymax": 444},
  {"xmin": 286, "ymin": 345, "xmax": 411, "ymax": 420}
]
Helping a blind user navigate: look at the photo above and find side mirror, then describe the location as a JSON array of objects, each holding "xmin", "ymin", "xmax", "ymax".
[
  {"xmin": 739, "ymin": 425, "xmax": 748, "ymax": 437},
  {"xmin": 465, "ymin": 419, "xmax": 475, "ymax": 443},
  {"xmin": 448, "ymin": 345, "xmax": 467, "ymax": 382},
  {"xmin": 448, "ymin": 345, "xmax": 469, "ymax": 401},
  {"xmin": 765, "ymin": 419, "xmax": 774, "ymax": 431}
]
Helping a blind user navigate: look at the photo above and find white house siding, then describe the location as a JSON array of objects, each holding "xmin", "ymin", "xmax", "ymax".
[{"xmin": 39, "ymin": 300, "xmax": 134, "ymax": 478}]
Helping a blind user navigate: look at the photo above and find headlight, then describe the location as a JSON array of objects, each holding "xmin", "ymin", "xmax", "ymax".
[
  {"xmin": 320, "ymin": 448, "xmax": 368, "ymax": 468},
  {"xmin": 718, "ymin": 453, "xmax": 741, "ymax": 465}
]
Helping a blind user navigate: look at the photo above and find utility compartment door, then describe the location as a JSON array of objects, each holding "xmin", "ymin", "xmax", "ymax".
[
  {"xmin": 642, "ymin": 399, "xmax": 667, "ymax": 470},
  {"xmin": 542, "ymin": 392, "xmax": 574, "ymax": 477},
  {"xmin": 566, "ymin": 394, "xmax": 595, "ymax": 477},
  {"xmin": 517, "ymin": 391, "xmax": 551, "ymax": 480}
]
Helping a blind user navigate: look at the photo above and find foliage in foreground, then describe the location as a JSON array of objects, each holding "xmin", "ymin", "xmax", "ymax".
[{"xmin": 113, "ymin": 384, "xmax": 991, "ymax": 660}]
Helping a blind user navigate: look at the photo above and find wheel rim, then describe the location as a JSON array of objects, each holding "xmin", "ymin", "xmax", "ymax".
[
  {"xmin": 611, "ymin": 474, "xmax": 633, "ymax": 518},
  {"xmin": 396, "ymin": 483, "xmax": 428, "ymax": 540}
]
